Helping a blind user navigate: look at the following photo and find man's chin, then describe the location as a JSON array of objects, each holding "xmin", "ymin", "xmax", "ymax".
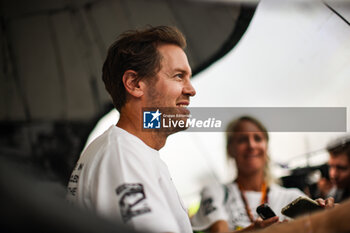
[
  {"xmin": 176, "ymin": 106, "xmax": 190, "ymax": 115},
  {"xmin": 163, "ymin": 117, "xmax": 190, "ymax": 135}
]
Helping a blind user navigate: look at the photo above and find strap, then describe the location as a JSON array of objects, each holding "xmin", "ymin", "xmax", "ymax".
[{"xmin": 236, "ymin": 181, "xmax": 268, "ymax": 223}]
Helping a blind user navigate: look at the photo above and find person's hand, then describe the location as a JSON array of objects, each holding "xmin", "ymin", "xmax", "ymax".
[
  {"xmin": 240, "ymin": 216, "xmax": 279, "ymax": 232},
  {"xmin": 315, "ymin": 197, "xmax": 336, "ymax": 209},
  {"xmin": 317, "ymin": 178, "xmax": 334, "ymax": 197}
]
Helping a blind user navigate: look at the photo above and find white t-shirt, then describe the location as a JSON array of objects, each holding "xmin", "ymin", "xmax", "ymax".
[
  {"xmin": 191, "ymin": 182, "xmax": 305, "ymax": 231},
  {"xmin": 67, "ymin": 125, "xmax": 192, "ymax": 233}
]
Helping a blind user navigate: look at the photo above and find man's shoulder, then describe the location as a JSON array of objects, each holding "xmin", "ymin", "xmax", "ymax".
[
  {"xmin": 83, "ymin": 125, "xmax": 158, "ymax": 166},
  {"xmin": 84, "ymin": 125, "xmax": 140, "ymax": 152}
]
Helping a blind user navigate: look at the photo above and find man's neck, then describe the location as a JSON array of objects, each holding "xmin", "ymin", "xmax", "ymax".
[
  {"xmin": 117, "ymin": 109, "xmax": 167, "ymax": 151},
  {"xmin": 236, "ymin": 171, "xmax": 265, "ymax": 192}
]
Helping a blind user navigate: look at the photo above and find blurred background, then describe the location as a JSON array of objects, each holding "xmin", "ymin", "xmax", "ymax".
[
  {"xmin": 0, "ymin": 0, "xmax": 254, "ymax": 183},
  {"xmin": 1, "ymin": 0, "xmax": 350, "ymax": 230}
]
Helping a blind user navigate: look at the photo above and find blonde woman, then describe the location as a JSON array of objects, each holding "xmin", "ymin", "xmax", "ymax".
[{"xmin": 191, "ymin": 116, "xmax": 305, "ymax": 232}]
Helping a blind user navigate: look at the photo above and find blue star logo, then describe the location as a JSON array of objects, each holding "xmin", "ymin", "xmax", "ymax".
[{"xmin": 143, "ymin": 109, "xmax": 162, "ymax": 129}]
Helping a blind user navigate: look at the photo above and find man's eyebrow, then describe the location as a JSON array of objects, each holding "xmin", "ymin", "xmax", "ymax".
[{"xmin": 174, "ymin": 68, "xmax": 192, "ymax": 77}]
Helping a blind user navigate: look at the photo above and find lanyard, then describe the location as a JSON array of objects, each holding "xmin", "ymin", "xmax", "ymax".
[{"xmin": 236, "ymin": 181, "xmax": 268, "ymax": 223}]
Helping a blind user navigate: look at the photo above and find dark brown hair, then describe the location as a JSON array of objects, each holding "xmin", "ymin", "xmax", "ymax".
[
  {"xmin": 102, "ymin": 26, "xmax": 187, "ymax": 111},
  {"xmin": 327, "ymin": 137, "xmax": 350, "ymax": 161}
]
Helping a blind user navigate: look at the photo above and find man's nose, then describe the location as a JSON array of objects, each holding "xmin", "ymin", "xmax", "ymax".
[
  {"xmin": 183, "ymin": 80, "xmax": 196, "ymax": 97},
  {"xmin": 329, "ymin": 167, "xmax": 338, "ymax": 179}
]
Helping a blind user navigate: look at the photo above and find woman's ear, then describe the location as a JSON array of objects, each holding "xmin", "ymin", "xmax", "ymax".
[{"xmin": 122, "ymin": 70, "xmax": 144, "ymax": 98}]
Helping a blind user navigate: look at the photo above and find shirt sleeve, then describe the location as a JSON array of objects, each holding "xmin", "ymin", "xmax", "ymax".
[
  {"xmin": 88, "ymin": 140, "xmax": 180, "ymax": 233},
  {"xmin": 191, "ymin": 183, "xmax": 229, "ymax": 231}
]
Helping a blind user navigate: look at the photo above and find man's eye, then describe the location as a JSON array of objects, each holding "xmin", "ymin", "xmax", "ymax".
[
  {"xmin": 175, "ymin": 73, "xmax": 183, "ymax": 79},
  {"xmin": 337, "ymin": 166, "xmax": 349, "ymax": 171}
]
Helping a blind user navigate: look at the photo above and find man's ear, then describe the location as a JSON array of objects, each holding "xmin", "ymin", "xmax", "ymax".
[{"xmin": 122, "ymin": 70, "xmax": 144, "ymax": 97}]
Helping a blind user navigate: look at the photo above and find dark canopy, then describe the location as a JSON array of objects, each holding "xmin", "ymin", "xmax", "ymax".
[
  {"xmin": 0, "ymin": 0, "xmax": 256, "ymax": 183},
  {"xmin": 0, "ymin": 0, "xmax": 256, "ymax": 122}
]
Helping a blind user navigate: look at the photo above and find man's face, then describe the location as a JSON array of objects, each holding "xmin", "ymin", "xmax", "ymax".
[
  {"xmin": 143, "ymin": 44, "xmax": 196, "ymax": 130},
  {"xmin": 328, "ymin": 153, "xmax": 350, "ymax": 189}
]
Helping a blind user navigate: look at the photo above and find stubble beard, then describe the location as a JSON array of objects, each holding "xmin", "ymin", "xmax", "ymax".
[{"xmin": 146, "ymin": 87, "xmax": 190, "ymax": 135}]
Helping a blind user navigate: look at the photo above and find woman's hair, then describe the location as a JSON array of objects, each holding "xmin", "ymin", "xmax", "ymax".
[{"xmin": 226, "ymin": 116, "xmax": 276, "ymax": 186}]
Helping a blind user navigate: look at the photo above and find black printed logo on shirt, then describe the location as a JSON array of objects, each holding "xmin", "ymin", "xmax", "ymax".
[
  {"xmin": 116, "ymin": 183, "xmax": 151, "ymax": 222},
  {"xmin": 67, "ymin": 163, "xmax": 84, "ymax": 197},
  {"xmin": 202, "ymin": 197, "xmax": 216, "ymax": 215}
]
